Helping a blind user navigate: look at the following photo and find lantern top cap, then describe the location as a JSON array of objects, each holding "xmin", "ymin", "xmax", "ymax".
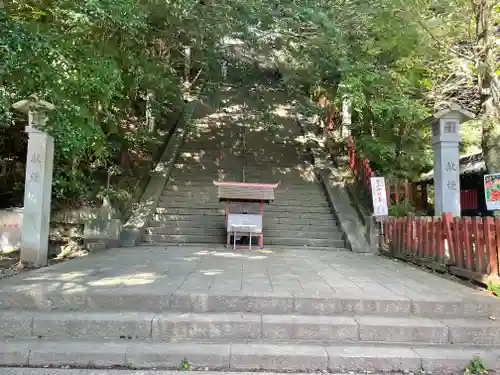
[
  {"xmin": 432, "ymin": 103, "xmax": 474, "ymax": 122},
  {"xmin": 13, "ymin": 96, "xmax": 55, "ymax": 114}
]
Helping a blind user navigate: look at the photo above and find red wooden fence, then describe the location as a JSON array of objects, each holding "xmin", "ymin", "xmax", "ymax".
[
  {"xmin": 348, "ymin": 136, "xmax": 374, "ymax": 192},
  {"xmin": 347, "ymin": 135, "xmax": 412, "ymax": 203},
  {"xmin": 381, "ymin": 213, "xmax": 500, "ymax": 284}
]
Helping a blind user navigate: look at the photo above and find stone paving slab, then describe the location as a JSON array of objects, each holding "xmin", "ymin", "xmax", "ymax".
[
  {"xmin": 3, "ymin": 310, "xmax": 500, "ymax": 345},
  {"xmin": 1, "ymin": 340, "xmax": 500, "ymax": 373},
  {"xmin": 0, "ymin": 371, "xmax": 406, "ymax": 375},
  {"xmin": 0, "ymin": 246, "xmax": 498, "ymax": 317}
]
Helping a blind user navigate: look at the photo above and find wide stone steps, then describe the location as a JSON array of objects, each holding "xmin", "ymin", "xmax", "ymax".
[
  {"xmin": 3, "ymin": 285, "xmax": 497, "ymax": 317},
  {"xmin": 156, "ymin": 201, "xmax": 332, "ymax": 214},
  {"xmin": 143, "ymin": 234, "xmax": 344, "ymax": 247},
  {"xmin": 160, "ymin": 191, "xmax": 328, "ymax": 203},
  {"xmin": 264, "ymin": 238, "xmax": 344, "ymax": 247},
  {"xmin": 154, "ymin": 207, "xmax": 334, "ymax": 219},
  {"xmin": 143, "ymin": 234, "xmax": 223, "ymax": 244},
  {"xmin": 169, "ymin": 173, "xmax": 242, "ymax": 179},
  {"xmin": 158, "ymin": 197, "xmax": 330, "ymax": 207},
  {"xmin": 146, "ymin": 225, "xmax": 340, "ymax": 237},
  {"xmin": 162, "ymin": 184, "xmax": 326, "ymax": 193},
  {"xmin": 145, "ymin": 220, "xmax": 339, "ymax": 230},
  {"xmin": 148, "ymin": 218, "xmax": 339, "ymax": 231},
  {"xmin": 150, "ymin": 214, "xmax": 337, "ymax": 225},
  {"xmin": 144, "ymin": 107, "xmax": 342, "ymax": 247},
  {"xmin": 1, "ymin": 340, "xmax": 499, "ymax": 373},
  {"xmin": 3, "ymin": 311, "xmax": 500, "ymax": 345}
]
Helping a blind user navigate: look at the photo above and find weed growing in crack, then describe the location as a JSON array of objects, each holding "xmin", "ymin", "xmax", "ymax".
[{"xmin": 464, "ymin": 356, "xmax": 489, "ymax": 375}]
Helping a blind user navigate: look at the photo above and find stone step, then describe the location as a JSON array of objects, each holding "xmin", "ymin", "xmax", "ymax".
[
  {"xmin": 148, "ymin": 219, "xmax": 225, "ymax": 228},
  {"xmin": 162, "ymin": 185, "xmax": 324, "ymax": 192},
  {"xmin": 146, "ymin": 227, "xmax": 225, "ymax": 236},
  {"xmin": 4, "ymin": 311, "xmax": 500, "ymax": 345},
  {"xmin": 244, "ymin": 177, "xmax": 317, "ymax": 184},
  {"xmin": 143, "ymin": 234, "xmax": 223, "ymax": 243},
  {"xmin": 180, "ymin": 145, "xmax": 242, "ymax": 149},
  {"xmin": 145, "ymin": 228, "xmax": 342, "ymax": 241},
  {"xmin": 155, "ymin": 201, "xmax": 331, "ymax": 214},
  {"xmin": 171, "ymin": 167, "xmax": 243, "ymax": 173},
  {"xmin": 266, "ymin": 206, "xmax": 331, "ymax": 214},
  {"xmin": 245, "ymin": 159, "xmax": 305, "ymax": 164},
  {"xmin": 168, "ymin": 174, "xmax": 317, "ymax": 185},
  {"xmin": 244, "ymin": 168, "xmax": 313, "ymax": 174},
  {"xmin": 160, "ymin": 190, "xmax": 327, "ymax": 201},
  {"xmin": 154, "ymin": 207, "xmax": 334, "ymax": 219},
  {"xmin": 169, "ymin": 175, "xmax": 242, "ymax": 180},
  {"xmin": 151, "ymin": 214, "xmax": 337, "ymax": 225},
  {"xmin": 245, "ymin": 180, "xmax": 319, "ymax": 186},
  {"xmin": 142, "ymin": 235, "xmax": 343, "ymax": 247},
  {"xmin": 2, "ymin": 287, "xmax": 497, "ymax": 319},
  {"xmin": 158, "ymin": 196, "xmax": 329, "ymax": 207},
  {"xmin": 1, "ymin": 339, "xmax": 498, "ymax": 373},
  {"xmin": 265, "ymin": 237, "xmax": 345, "ymax": 247},
  {"xmin": 170, "ymin": 171, "xmax": 243, "ymax": 177},
  {"xmin": 174, "ymin": 157, "xmax": 242, "ymax": 164},
  {"xmin": 148, "ymin": 221, "xmax": 339, "ymax": 232},
  {"xmin": 0, "ymin": 371, "xmax": 397, "ymax": 375}
]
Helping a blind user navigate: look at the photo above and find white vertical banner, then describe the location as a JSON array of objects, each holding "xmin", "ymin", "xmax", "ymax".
[{"xmin": 370, "ymin": 177, "xmax": 389, "ymax": 216}]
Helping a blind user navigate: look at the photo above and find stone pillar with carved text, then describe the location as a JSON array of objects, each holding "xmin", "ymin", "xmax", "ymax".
[
  {"xmin": 430, "ymin": 105, "xmax": 474, "ymax": 217},
  {"xmin": 13, "ymin": 98, "xmax": 55, "ymax": 266},
  {"xmin": 341, "ymin": 95, "xmax": 351, "ymax": 139}
]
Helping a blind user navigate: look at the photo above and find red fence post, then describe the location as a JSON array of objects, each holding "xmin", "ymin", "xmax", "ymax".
[
  {"xmin": 453, "ymin": 217, "xmax": 460, "ymax": 267},
  {"xmin": 473, "ymin": 217, "xmax": 484, "ymax": 273},
  {"xmin": 484, "ymin": 217, "xmax": 499, "ymax": 278},
  {"xmin": 495, "ymin": 218, "xmax": 500, "ymax": 278},
  {"xmin": 416, "ymin": 218, "xmax": 424, "ymax": 258},
  {"xmin": 462, "ymin": 218, "xmax": 472, "ymax": 270},
  {"xmin": 436, "ymin": 216, "xmax": 444, "ymax": 263},
  {"xmin": 423, "ymin": 218, "xmax": 431, "ymax": 258},
  {"xmin": 392, "ymin": 219, "xmax": 398, "ymax": 255},
  {"xmin": 399, "ymin": 218, "xmax": 405, "ymax": 255},
  {"xmin": 442, "ymin": 213, "xmax": 454, "ymax": 260}
]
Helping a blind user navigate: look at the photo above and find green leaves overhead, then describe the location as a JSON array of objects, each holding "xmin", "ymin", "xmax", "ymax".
[{"xmin": 3, "ymin": 0, "xmax": 496, "ymax": 204}]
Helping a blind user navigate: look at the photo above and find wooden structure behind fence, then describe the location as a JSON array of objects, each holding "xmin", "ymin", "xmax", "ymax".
[{"xmin": 381, "ymin": 213, "xmax": 500, "ymax": 284}]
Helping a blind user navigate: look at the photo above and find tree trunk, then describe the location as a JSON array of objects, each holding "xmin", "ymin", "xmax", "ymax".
[{"xmin": 476, "ymin": 0, "xmax": 500, "ymax": 172}]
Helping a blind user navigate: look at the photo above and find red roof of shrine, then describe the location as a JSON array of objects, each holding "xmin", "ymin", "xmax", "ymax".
[{"xmin": 213, "ymin": 181, "xmax": 279, "ymax": 202}]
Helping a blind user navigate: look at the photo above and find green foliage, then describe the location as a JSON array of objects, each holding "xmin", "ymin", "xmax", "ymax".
[
  {"xmin": 2, "ymin": 0, "xmax": 495, "ymax": 208},
  {"xmin": 487, "ymin": 282, "xmax": 500, "ymax": 298},
  {"xmin": 1, "ymin": 0, "xmax": 233, "ymax": 207},
  {"xmin": 180, "ymin": 357, "xmax": 191, "ymax": 371},
  {"xmin": 464, "ymin": 356, "xmax": 489, "ymax": 375},
  {"xmin": 388, "ymin": 201, "xmax": 414, "ymax": 218}
]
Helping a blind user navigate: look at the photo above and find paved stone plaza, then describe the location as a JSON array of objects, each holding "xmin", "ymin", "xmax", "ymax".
[
  {"xmin": 0, "ymin": 245, "xmax": 494, "ymax": 310},
  {"xmin": 2, "ymin": 245, "xmax": 500, "ymax": 373}
]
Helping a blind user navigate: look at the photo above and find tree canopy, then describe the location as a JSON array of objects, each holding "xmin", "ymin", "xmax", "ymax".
[{"xmin": 1, "ymin": 0, "xmax": 499, "ymax": 207}]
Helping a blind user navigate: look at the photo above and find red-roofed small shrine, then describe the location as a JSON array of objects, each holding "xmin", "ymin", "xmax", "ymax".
[{"xmin": 213, "ymin": 181, "xmax": 279, "ymax": 249}]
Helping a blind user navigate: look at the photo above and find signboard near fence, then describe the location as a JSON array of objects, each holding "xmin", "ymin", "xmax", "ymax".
[
  {"xmin": 370, "ymin": 177, "xmax": 388, "ymax": 216},
  {"xmin": 484, "ymin": 173, "xmax": 500, "ymax": 211},
  {"xmin": 0, "ymin": 208, "xmax": 23, "ymax": 252}
]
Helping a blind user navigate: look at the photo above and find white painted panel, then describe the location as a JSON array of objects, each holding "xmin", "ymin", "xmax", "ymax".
[{"xmin": 227, "ymin": 213, "xmax": 262, "ymax": 233}]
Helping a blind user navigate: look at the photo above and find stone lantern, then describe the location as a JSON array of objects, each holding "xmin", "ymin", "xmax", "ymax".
[
  {"xmin": 12, "ymin": 96, "xmax": 55, "ymax": 266},
  {"xmin": 430, "ymin": 103, "xmax": 474, "ymax": 217}
]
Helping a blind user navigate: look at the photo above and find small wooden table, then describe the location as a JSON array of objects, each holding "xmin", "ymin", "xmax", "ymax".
[
  {"xmin": 213, "ymin": 181, "xmax": 279, "ymax": 249},
  {"xmin": 229, "ymin": 224, "xmax": 256, "ymax": 250}
]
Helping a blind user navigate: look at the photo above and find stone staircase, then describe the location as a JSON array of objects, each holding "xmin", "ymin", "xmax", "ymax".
[
  {"xmin": 143, "ymin": 102, "xmax": 344, "ymax": 248},
  {"xmin": 1, "ymin": 245, "xmax": 500, "ymax": 374},
  {"xmin": 2, "ymin": 88, "xmax": 500, "ymax": 375}
]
